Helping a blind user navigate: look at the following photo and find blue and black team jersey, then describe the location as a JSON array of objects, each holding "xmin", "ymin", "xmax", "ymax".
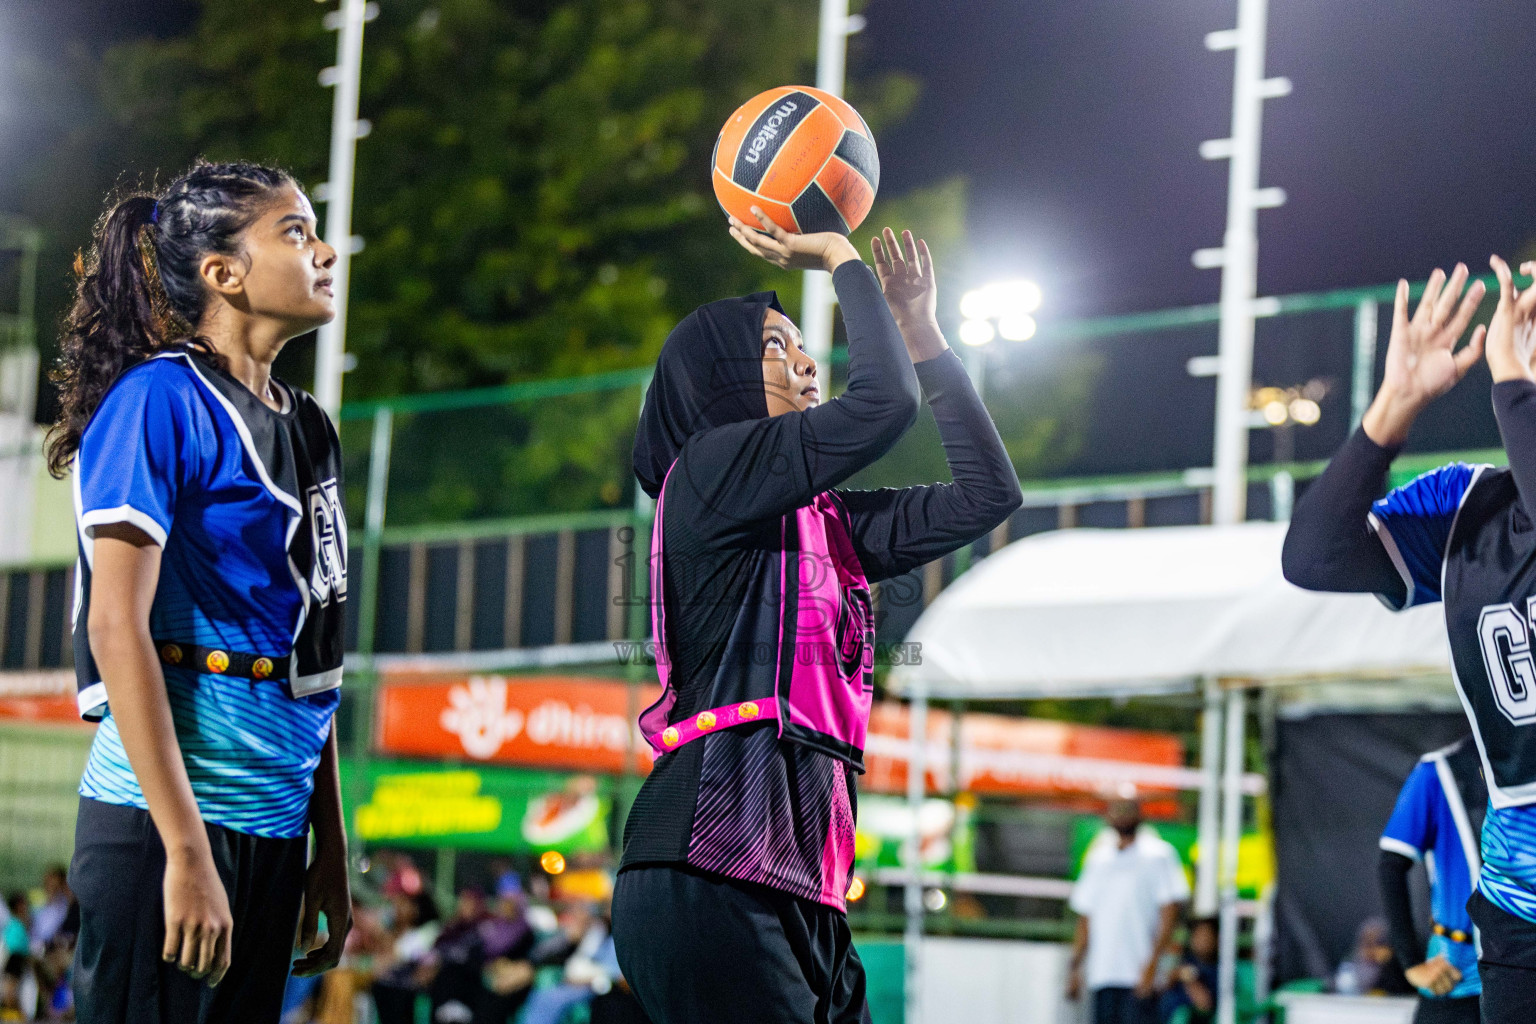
[
  {"xmin": 1380, "ymin": 746, "xmax": 1484, "ymax": 998},
  {"xmin": 1372, "ymin": 463, "xmax": 1536, "ymax": 923},
  {"xmin": 72, "ymin": 350, "xmax": 348, "ymax": 839}
]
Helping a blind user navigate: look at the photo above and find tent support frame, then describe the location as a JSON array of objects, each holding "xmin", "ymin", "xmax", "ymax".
[
  {"xmin": 1217, "ymin": 684, "xmax": 1248, "ymax": 1024},
  {"xmin": 904, "ymin": 680, "xmax": 929, "ymax": 1024},
  {"xmin": 1196, "ymin": 676, "xmax": 1224, "ymax": 915}
]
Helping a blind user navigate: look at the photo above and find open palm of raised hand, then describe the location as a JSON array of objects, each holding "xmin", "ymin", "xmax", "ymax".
[
  {"xmin": 871, "ymin": 227, "xmax": 937, "ymax": 327},
  {"xmin": 1380, "ymin": 265, "xmax": 1486, "ymax": 408},
  {"xmin": 1485, "ymin": 256, "xmax": 1536, "ymax": 383}
]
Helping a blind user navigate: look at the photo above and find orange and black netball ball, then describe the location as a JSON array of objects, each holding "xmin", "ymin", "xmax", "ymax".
[{"xmin": 712, "ymin": 85, "xmax": 880, "ymax": 236}]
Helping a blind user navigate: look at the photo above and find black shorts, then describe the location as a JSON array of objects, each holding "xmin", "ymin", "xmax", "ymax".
[
  {"xmin": 1467, "ymin": 889, "xmax": 1536, "ymax": 1024},
  {"xmin": 612, "ymin": 864, "xmax": 871, "ymax": 1024},
  {"xmin": 70, "ymin": 796, "xmax": 309, "ymax": 1024}
]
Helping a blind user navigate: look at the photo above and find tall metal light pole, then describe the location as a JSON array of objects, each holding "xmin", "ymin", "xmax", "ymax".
[
  {"xmin": 314, "ymin": 0, "xmax": 375, "ymax": 420},
  {"xmin": 1192, "ymin": 7, "xmax": 1287, "ymax": 1023},
  {"xmin": 800, "ymin": 0, "xmax": 865, "ymax": 366},
  {"xmin": 1194, "ymin": 0, "xmax": 1289, "ymax": 527}
]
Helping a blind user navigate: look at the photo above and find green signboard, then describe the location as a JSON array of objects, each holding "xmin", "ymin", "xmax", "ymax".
[
  {"xmin": 854, "ymin": 795, "xmax": 976, "ymax": 873},
  {"xmin": 340, "ymin": 759, "xmax": 611, "ymax": 855}
]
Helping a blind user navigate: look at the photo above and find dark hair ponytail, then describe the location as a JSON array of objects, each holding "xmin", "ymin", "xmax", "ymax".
[{"xmin": 47, "ymin": 161, "xmax": 299, "ymax": 478}]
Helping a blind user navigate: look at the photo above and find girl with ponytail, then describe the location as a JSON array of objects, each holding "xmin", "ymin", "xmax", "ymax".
[{"xmin": 55, "ymin": 163, "xmax": 353, "ymax": 1023}]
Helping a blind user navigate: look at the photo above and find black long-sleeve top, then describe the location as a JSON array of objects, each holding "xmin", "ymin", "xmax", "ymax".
[
  {"xmin": 1288, "ymin": 385, "xmax": 1536, "ymax": 979},
  {"xmin": 621, "ymin": 261, "xmax": 1023, "ymax": 907},
  {"xmin": 1283, "ymin": 381, "xmax": 1536, "ymax": 601},
  {"xmin": 1378, "ymin": 849, "xmax": 1425, "ymax": 974}
]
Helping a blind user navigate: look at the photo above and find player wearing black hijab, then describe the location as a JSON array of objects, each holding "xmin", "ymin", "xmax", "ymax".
[{"xmin": 614, "ymin": 209, "xmax": 1022, "ymax": 1023}]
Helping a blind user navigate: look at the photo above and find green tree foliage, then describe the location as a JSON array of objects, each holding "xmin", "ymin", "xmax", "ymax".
[
  {"xmin": 842, "ymin": 177, "xmax": 1102, "ymax": 488},
  {"xmin": 59, "ymin": 0, "xmax": 933, "ymax": 393},
  {"xmin": 17, "ymin": 0, "xmax": 1098, "ymax": 520}
]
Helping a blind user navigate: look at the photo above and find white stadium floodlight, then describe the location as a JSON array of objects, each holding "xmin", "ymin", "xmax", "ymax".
[{"xmin": 958, "ymin": 319, "xmax": 996, "ymax": 347}]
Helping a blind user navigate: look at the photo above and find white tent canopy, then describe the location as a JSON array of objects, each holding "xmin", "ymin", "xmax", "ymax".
[
  {"xmin": 888, "ymin": 521, "xmax": 1451, "ymax": 699},
  {"xmin": 886, "ymin": 521, "xmax": 1457, "ymax": 1024}
]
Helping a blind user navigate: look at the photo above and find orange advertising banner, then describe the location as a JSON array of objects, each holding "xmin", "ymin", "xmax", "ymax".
[
  {"xmin": 861, "ymin": 702, "xmax": 1187, "ymax": 798},
  {"xmin": 0, "ymin": 670, "xmax": 90, "ymax": 728},
  {"xmin": 0, "ymin": 694, "xmax": 86, "ymax": 727},
  {"xmin": 376, "ymin": 675, "xmax": 661, "ymax": 774},
  {"xmin": 376, "ymin": 674, "xmax": 1187, "ymax": 800}
]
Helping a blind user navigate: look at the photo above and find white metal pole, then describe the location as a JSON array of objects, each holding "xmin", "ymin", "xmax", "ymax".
[
  {"xmin": 314, "ymin": 0, "xmax": 372, "ymax": 420},
  {"xmin": 1195, "ymin": 677, "xmax": 1224, "ymax": 916},
  {"xmin": 904, "ymin": 681, "xmax": 928, "ymax": 1024},
  {"xmin": 1198, "ymin": 0, "xmax": 1288, "ymax": 526},
  {"xmin": 1351, "ymin": 298, "xmax": 1379, "ymax": 431},
  {"xmin": 801, "ymin": 0, "xmax": 853, "ymax": 367},
  {"xmin": 1216, "ymin": 687, "xmax": 1247, "ymax": 1024}
]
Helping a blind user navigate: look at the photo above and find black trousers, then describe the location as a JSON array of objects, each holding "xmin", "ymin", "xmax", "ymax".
[
  {"xmin": 1091, "ymin": 987, "xmax": 1157, "ymax": 1024},
  {"xmin": 1467, "ymin": 889, "xmax": 1536, "ymax": 1024},
  {"xmin": 70, "ymin": 797, "xmax": 309, "ymax": 1024},
  {"xmin": 613, "ymin": 865, "xmax": 870, "ymax": 1024},
  {"xmin": 1413, "ymin": 996, "xmax": 1481, "ymax": 1024}
]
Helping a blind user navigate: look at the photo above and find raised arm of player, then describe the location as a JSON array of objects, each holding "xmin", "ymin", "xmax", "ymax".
[
  {"xmin": 833, "ymin": 229, "xmax": 1022, "ymax": 581},
  {"xmin": 1282, "ymin": 266, "xmax": 1484, "ymax": 599},
  {"xmin": 1362, "ymin": 265, "xmax": 1486, "ymax": 448},
  {"xmin": 89, "ymin": 524, "xmax": 233, "ymax": 987},
  {"xmin": 1485, "ymin": 256, "xmax": 1536, "ymax": 520}
]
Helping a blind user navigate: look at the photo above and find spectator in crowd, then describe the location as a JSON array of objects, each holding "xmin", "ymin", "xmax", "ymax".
[
  {"xmin": 475, "ymin": 884, "xmax": 538, "ymax": 1024},
  {"xmin": 520, "ymin": 900, "xmax": 620, "ymax": 1024},
  {"xmin": 371, "ymin": 890, "xmax": 443, "ymax": 1024},
  {"xmin": 419, "ymin": 888, "xmax": 491, "ymax": 1024},
  {"xmin": 28, "ymin": 869, "xmax": 73, "ymax": 951},
  {"xmin": 1335, "ymin": 918, "xmax": 1410, "ymax": 997},
  {"xmin": 1158, "ymin": 917, "xmax": 1218, "ymax": 1024},
  {"xmin": 1067, "ymin": 799, "xmax": 1191, "ymax": 1024},
  {"xmin": 36, "ymin": 937, "xmax": 74, "ymax": 1022},
  {"xmin": 2, "ymin": 893, "xmax": 31, "ymax": 1020}
]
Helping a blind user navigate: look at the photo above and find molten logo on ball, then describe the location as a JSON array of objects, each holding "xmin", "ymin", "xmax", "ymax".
[{"xmin": 742, "ymin": 100, "xmax": 800, "ymax": 165}]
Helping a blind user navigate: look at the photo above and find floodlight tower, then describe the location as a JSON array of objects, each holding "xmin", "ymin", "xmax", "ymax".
[
  {"xmin": 800, "ymin": 0, "xmax": 867, "ymax": 367},
  {"xmin": 1195, "ymin": 0, "xmax": 1289, "ymax": 526},
  {"xmin": 1192, "ymin": 5, "xmax": 1289, "ymax": 1023},
  {"xmin": 314, "ymin": 0, "xmax": 377, "ymax": 420}
]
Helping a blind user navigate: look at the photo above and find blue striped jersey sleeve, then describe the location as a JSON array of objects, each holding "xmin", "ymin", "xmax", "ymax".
[
  {"xmin": 1368, "ymin": 463, "xmax": 1475, "ymax": 609},
  {"xmin": 77, "ymin": 364, "xmax": 199, "ymax": 547},
  {"xmin": 1380, "ymin": 761, "xmax": 1438, "ymax": 860}
]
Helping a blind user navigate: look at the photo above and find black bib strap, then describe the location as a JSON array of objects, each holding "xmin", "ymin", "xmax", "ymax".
[{"xmin": 155, "ymin": 640, "xmax": 289, "ymax": 681}]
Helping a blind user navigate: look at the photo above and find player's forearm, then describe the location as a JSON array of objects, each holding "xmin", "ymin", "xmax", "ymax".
[
  {"xmin": 1377, "ymin": 849, "xmax": 1423, "ymax": 972},
  {"xmin": 308, "ymin": 721, "xmax": 348, "ymax": 863},
  {"xmin": 90, "ymin": 617, "xmax": 208, "ymax": 859},
  {"xmin": 1280, "ymin": 427, "xmax": 1405, "ymax": 600},
  {"xmin": 1493, "ymin": 379, "xmax": 1536, "ymax": 517},
  {"xmin": 893, "ymin": 315, "xmax": 949, "ymax": 364},
  {"xmin": 89, "ymin": 530, "xmax": 209, "ymax": 859}
]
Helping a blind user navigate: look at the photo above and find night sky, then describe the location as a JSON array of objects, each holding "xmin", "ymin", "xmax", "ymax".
[{"xmin": 4, "ymin": 0, "xmax": 1534, "ymax": 474}]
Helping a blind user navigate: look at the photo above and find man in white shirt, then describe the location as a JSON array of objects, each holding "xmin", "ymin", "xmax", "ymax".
[{"xmin": 1067, "ymin": 800, "xmax": 1191, "ymax": 1024}]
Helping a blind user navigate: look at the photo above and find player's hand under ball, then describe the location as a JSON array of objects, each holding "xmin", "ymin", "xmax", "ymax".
[{"xmin": 729, "ymin": 207, "xmax": 859, "ymax": 275}]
